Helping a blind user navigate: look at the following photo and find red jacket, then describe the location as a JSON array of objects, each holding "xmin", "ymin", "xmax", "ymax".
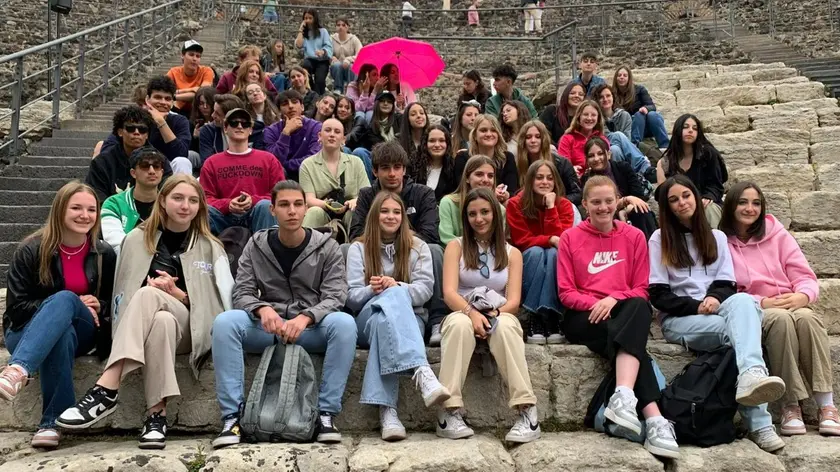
[
  {"xmin": 506, "ymin": 193, "xmax": 574, "ymax": 250},
  {"xmin": 199, "ymin": 149, "xmax": 286, "ymax": 214},
  {"xmin": 558, "ymin": 129, "xmax": 610, "ymax": 177}
]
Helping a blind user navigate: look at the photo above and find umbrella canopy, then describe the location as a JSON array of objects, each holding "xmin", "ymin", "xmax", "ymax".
[{"xmin": 351, "ymin": 37, "xmax": 445, "ymax": 90}]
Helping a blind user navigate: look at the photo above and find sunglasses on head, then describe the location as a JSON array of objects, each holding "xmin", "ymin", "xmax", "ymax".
[
  {"xmin": 137, "ymin": 161, "xmax": 163, "ymax": 170},
  {"xmin": 124, "ymin": 124, "xmax": 149, "ymax": 134},
  {"xmin": 461, "ymin": 99, "xmax": 481, "ymax": 108},
  {"xmin": 226, "ymin": 119, "xmax": 252, "ymax": 129}
]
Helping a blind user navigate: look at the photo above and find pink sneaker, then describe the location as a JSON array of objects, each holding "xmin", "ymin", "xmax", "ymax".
[
  {"xmin": 780, "ymin": 405, "xmax": 806, "ymax": 435},
  {"xmin": 31, "ymin": 428, "xmax": 60, "ymax": 449},
  {"xmin": 819, "ymin": 406, "xmax": 840, "ymax": 436},
  {"xmin": 0, "ymin": 365, "xmax": 28, "ymax": 401}
]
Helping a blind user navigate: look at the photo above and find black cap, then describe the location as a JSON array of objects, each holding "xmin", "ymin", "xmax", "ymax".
[{"xmin": 375, "ymin": 91, "xmax": 396, "ymax": 102}]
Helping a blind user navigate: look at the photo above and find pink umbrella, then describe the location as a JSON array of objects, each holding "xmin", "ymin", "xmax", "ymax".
[{"xmin": 351, "ymin": 37, "xmax": 445, "ymax": 90}]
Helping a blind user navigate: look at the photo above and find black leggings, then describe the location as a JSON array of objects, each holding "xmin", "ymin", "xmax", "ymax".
[
  {"xmin": 302, "ymin": 58, "xmax": 330, "ymax": 95},
  {"xmin": 562, "ymin": 297, "xmax": 661, "ymax": 407}
]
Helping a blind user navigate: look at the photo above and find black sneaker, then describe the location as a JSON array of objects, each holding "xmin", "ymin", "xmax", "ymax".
[
  {"xmin": 56, "ymin": 385, "xmax": 118, "ymax": 429},
  {"xmin": 138, "ymin": 411, "xmax": 167, "ymax": 449},
  {"xmin": 544, "ymin": 315, "xmax": 567, "ymax": 345},
  {"xmin": 526, "ymin": 312, "xmax": 546, "ymax": 344},
  {"xmin": 317, "ymin": 412, "xmax": 342, "ymax": 443},
  {"xmin": 212, "ymin": 413, "xmax": 241, "ymax": 449}
]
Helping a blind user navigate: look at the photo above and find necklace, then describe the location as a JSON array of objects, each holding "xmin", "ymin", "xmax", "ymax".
[{"xmin": 59, "ymin": 240, "xmax": 87, "ymax": 260}]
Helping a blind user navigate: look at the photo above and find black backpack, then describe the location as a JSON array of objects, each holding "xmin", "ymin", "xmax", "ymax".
[{"xmin": 660, "ymin": 347, "xmax": 738, "ymax": 447}]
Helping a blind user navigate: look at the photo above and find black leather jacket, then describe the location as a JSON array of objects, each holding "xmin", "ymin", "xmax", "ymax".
[{"xmin": 3, "ymin": 237, "xmax": 117, "ymax": 359}]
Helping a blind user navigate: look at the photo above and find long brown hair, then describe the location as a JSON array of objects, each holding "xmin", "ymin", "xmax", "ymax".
[
  {"xmin": 520, "ymin": 160, "xmax": 565, "ymax": 220},
  {"xmin": 360, "ymin": 192, "xmax": 415, "ymax": 284},
  {"xmin": 656, "ymin": 175, "xmax": 718, "ymax": 268},
  {"xmin": 142, "ymin": 175, "xmax": 219, "ymax": 254},
  {"xmin": 468, "ymin": 114, "xmax": 508, "ymax": 169},
  {"xmin": 568, "ymin": 100, "xmax": 605, "ymax": 135},
  {"xmin": 450, "ymin": 154, "xmax": 496, "ymax": 205},
  {"xmin": 719, "ymin": 181, "xmax": 767, "ymax": 241},
  {"xmin": 499, "ymin": 100, "xmax": 530, "ymax": 143},
  {"xmin": 612, "ymin": 66, "xmax": 636, "ymax": 111},
  {"xmin": 233, "ymin": 60, "xmax": 266, "ymax": 97},
  {"xmin": 515, "ymin": 120, "xmax": 552, "ymax": 187},
  {"xmin": 244, "ymin": 83, "xmax": 282, "ymax": 126},
  {"xmin": 461, "ymin": 188, "xmax": 508, "ymax": 271},
  {"xmin": 28, "ymin": 181, "xmax": 101, "ymax": 286}
]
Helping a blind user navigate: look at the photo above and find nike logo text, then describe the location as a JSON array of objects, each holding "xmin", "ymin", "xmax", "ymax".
[{"xmin": 587, "ymin": 251, "xmax": 624, "ymax": 274}]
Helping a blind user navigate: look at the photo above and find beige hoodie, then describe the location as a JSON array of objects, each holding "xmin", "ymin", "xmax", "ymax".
[{"xmin": 330, "ymin": 33, "xmax": 363, "ymax": 63}]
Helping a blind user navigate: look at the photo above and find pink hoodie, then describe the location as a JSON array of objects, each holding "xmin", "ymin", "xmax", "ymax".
[
  {"xmin": 557, "ymin": 219, "xmax": 650, "ymax": 311},
  {"xmin": 727, "ymin": 214, "xmax": 819, "ymax": 304}
]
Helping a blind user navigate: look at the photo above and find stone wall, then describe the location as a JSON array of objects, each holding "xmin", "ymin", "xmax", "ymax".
[{"xmin": 728, "ymin": 0, "xmax": 840, "ymax": 57}]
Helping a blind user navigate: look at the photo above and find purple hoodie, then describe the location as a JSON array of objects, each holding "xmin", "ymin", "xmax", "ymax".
[{"xmin": 264, "ymin": 117, "xmax": 323, "ymax": 178}]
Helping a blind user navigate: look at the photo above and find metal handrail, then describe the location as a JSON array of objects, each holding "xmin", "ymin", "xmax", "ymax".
[{"xmin": 222, "ymin": 0, "xmax": 670, "ymax": 13}]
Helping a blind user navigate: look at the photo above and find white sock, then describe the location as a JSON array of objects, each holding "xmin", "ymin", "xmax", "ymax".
[
  {"xmin": 814, "ymin": 391, "xmax": 834, "ymax": 408},
  {"xmin": 646, "ymin": 415, "xmax": 667, "ymax": 426},
  {"xmin": 9, "ymin": 364, "xmax": 28, "ymax": 378},
  {"xmin": 615, "ymin": 386, "xmax": 634, "ymax": 397}
]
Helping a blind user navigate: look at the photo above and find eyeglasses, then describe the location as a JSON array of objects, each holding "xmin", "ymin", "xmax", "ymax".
[
  {"xmin": 478, "ymin": 251, "xmax": 490, "ymax": 279},
  {"xmin": 226, "ymin": 119, "xmax": 252, "ymax": 129},
  {"xmin": 124, "ymin": 125, "xmax": 149, "ymax": 134},
  {"xmin": 137, "ymin": 162, "xmax": 163, "ymax": 170}
]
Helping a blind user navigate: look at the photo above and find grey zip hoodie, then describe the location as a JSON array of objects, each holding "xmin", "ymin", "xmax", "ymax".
[{"xmin": 232, "ymin": 229, "xmax": 348, "ymax": 323}]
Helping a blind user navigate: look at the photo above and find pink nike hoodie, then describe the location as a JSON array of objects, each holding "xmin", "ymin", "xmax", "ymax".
[
  {"xmin": 726, "ymin": 214, "xmax": 819, "ymax": 304},
  {"xmin": 557, "ymin": 219, "xmax": 650, "ymax": 311}
]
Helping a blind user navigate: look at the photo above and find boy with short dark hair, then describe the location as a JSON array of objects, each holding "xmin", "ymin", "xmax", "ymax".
[
  {"xmin": 167, "ymin": 40, "xmax": 215, "ymax": 115},
  {"xmin": 573, "ymin": 51, "xmax": 607, "ymax": 97},
  {"xmin": 264, "ymin": 90, "xmax": 323, "ymax": 181},
  {"xmin": 485, "ymin": 63, "xmax": 537, "ymax": 119}
]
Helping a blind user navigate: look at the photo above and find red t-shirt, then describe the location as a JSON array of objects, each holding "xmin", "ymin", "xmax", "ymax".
[{"xmin": 60, "ymin": 241, "xmax": 91, "ymax": 295}]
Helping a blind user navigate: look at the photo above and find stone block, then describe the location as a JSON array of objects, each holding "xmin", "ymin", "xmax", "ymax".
[
  {"xmin": 662, "ymin": 107, "xmax": 750, "ymax": 135},
  {"xmin": 729, "ymin": 164, "xmax": 816, "ymax": 193},
  {"xmin": 790, "ymin": 192, "xmax": 840, "ymax": 230},
  {"xmin": 778, "ymin": 434, "xmax": 840, "ymax": 472},
  {"xmin": 811, "ymin": 126, "xmax": 840, "ymax": 144},
  {"xmin": 751, "ymin": 110, "xmax": 819, "ymax": 132},
  {"xmin": 661, "ymin": 106, "xmax": 724, "ymax": 125},
  {"xmin": 679, "ymin": 74, "xmax": 754, "ymax": 90},
  {"xmin": 818, "ymin": 163, "xmax": 840, "ymax": 191},
  {"xmin": 634, "ymin": 70, "xmax": 708, "ymax": 82},
  {"xmin": 675, "ymin": 85, "xmax": 775, "ymax": 108},
  {"xmin": 773, "ymin": 98, "xmax": 840, "ymax": 113},
  {"xmin": 775, "ymin": 82, "xmax": 827, "ymax": 103},
  {"xmin": 350, "ymin": 434, "xmax": 512, "ymax": 472},
  {"xmin": 206, "ymin": 441, "xmax": 352, "ymax": 472},
  {"xmin": 818, "ymin": 108, "xmax": 840, "ymax": 127},
  {"xmin": 635, "ymin": 77, "xmax": 679, "ymax": 93},
  {"xmin": 671, "ymin": 440, "xmax": 785, "ymax": 472},
  {"xmin": 719, "ymin": 62, "xmax": 787, "ymax": 72},
  {"xmin": 510, "ymin": 433, "xmax": 664, "ymax": 472},
  {"xmin": 813, "ymin": 279, "xmax": 840, "ymax": 335},
  {"xmin": 708, "ymin": 128, "xmax": 811, "ymax": 148},
  {"xmin": 757, "ymin": 76, "xmax": 811, "ymax": 86},
  {"xmin": 751, "ymin": 67, "xmax": 798, "ymax": 82},
  {"xmin": 809, "ymin": 142, "xmax": 840, "ymax": 165},
  {"xmin": 764, "ymin": 191, "xmax": 791, "ymax": 228},
  {"xmin": 648, "ymin": 90, "xmax": 676, "ymax": 110},
  {"xmin": 793, "ymin": 230, "xmax": 840, "ymax": 277},
  {"xmin": 715, "ymin": 143, "xmax": 809, "ymax": 171},
  {"xmin": 723, "ymin": 104, "xmax": 774, "ymax": 117}
]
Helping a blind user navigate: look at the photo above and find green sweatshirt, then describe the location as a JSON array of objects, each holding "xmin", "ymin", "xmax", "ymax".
[
  {"xmin": 101, "ymin": 188, "xmax": 141, "ymax": 256},
  {"xmin": 485, "ymin": 87, "xmax": 537, "ymax": 120}
]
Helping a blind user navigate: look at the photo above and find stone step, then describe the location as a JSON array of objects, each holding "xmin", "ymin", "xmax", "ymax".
[
  {"xmin": 0, "ymin": 177, "xmax": 77, "ymax": 192},
  {"xmin": 0, "ymin": 242, "xmax": 19, "ymax": 261},
  {"xmin": 0, "ymin": 190, "xmax": 59, "ymax": 205},
  {"xmin": 36, "ymin": 137, "xmax": 101, "ymax": 149},
  {"xmin": 0, "ymin": 206, "xmax": 50, "ymax": 225},
  {"xmin": 60, "ymin": 120, "xmax": 113, "ymax": 131},
  {"xmin": 27, "ymin": 144, "xmax": 96, "ymax": 157},
  {"xmin": 0, "ymin": 165, "xmax": 88, "ymax": 179},
  {"xmin": 51, "ymin": 130, "xmax": 106, "ymax": 140},
  {"xmin": 0, "ymin": 223, "xmax": 41, "ymax": 242},
  {"xmin": 18, "ymin": 156, "xmax": 93, "ymax": 167}
]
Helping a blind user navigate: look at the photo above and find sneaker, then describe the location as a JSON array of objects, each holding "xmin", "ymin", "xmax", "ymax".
[
  {"xmin": 604, "ymin": 390, "xmax": 642, "ymax": 436},
  {"xmin": 749, "ymin": 425, "xmax": 785, "ymax": 453},
  {"xmin": 780, "ymin": 405, "xmax": 806, "ymax": 436},
  {"xmin": 316, "ymin": 412, "xmax": 342, "ymax": 443},
  {"xmin": 505, "ymin": 405, "xmax": 541, "ymax": 443},
  {"xmin": 545, "ymin": 316, "xmax": 566, "ymax": 344},
  {"xmin": 736, "ymin": 366, "xmax": 786, "ymax": 407},
  {"xmin": 436, "ymin": 409, "xmax": 474, "ymax": 439},
  {"xmin": 644, "ymin": 418, "xmax": 680, "ymax": 459},
  {"xmin": 413, "ymin": 365, "xmax": 451, "ymax": 408},
  {"xmin": 526, "ymin": 313, "xmax": 546, "ymax": 345},
  {"xmin": 429, "ymin": 324, "xmax": 442, "ymax": 346},
  {"xmin": 30, "ymin": 428, "xmax": 60, "ymax": 449},
  {"xmin": 819, "ymin": 405, "xmax": 840, "ymax": 436},
  {"xmin": 56, "ymin": 385, "xmax": 119, "ymax": 429},
  {"xmin": 380, "ymin": 406, "xmax": 407, "ymax": 441},
  {"xmin": 0, "ymin": 365, "xmax": 28, "ymax": 401},
  {"xmin": 138, "ymin": 411, "xmax": 167, "ymax": 450},
  {"xmin": 212, "ymin": 413, "xmax": 241, "ymax": 449}
]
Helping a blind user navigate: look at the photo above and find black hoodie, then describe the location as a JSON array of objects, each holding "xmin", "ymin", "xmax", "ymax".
[{"xmin": 349, "ymin": 176, "xmax": 441, "ymax": 245}]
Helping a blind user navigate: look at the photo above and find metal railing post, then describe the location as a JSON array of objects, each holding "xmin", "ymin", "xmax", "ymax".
[
  {"xmin": 571, "ymin": 23, "xmax": 577, "ymax": 79},
  {"xmin": 76, "ymin": 36, "xmax": 86, "ymax": 119},
  {"xmin": 730, "ymin": 0, "xmax": 735, "ymax": 37},
  {"xmin": 151, "ymin": 9, "xmax": 157, "ymax": 65},
  {"xmin": 52, "ymin": 40, "xmax": 63, "ymax": 128},
  {"xmin": 713, "ymin": 0, "xmax": 719, "ymax": 39},
  {"xmin": 9, "ymin": 58, "xmax": 24, "ymax": 157},
  {"xmin": 102, "ymin": 26, "xmax": 112, "ymax": 103},
  {"xmin": 122, "ymin": 20, "xmax": 130, "ymax": 76},
  {"xmin": 224, "ymin": 3, "xmax": 230, "ymax": 47},
  {"xmin": 600, "ymin": 5, "xmax": 606, "ymax": 54}
]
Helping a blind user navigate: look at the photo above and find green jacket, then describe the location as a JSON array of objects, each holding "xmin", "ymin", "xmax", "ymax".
[
  {"xmin": 101, "ymin": 187, "xmax": 140, "ymax": 256},
  {"xmin": 485, "ymin": 87, "xmax": 537, "ymax": 120}
]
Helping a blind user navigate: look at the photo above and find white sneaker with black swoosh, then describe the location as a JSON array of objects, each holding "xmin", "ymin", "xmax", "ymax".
[
  {"xmin": 505, "ymin": 405, "xmax": 541, "ymax": 443},
  {"xmin": 56, "ymin": 385, "xmax": 118, "ymax": 429},
  {"xmin": 436, "ymin": 409, "xmax": 474, "ymax": 439}
]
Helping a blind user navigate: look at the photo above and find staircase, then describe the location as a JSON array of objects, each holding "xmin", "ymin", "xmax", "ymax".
[{"xmin": 0, "ymin": 21, "xmax": 226, "ymax": 287}]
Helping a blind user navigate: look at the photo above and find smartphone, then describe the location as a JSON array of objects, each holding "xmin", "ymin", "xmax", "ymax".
[
  {"xmin": 486, "ymin": 314, "xmax": 498, "ymax": 335},
  {"xmin": 237, "ymin": 193, "xmax": 247, "ymax": 203},
  {"xmin": 396, "ymin": 83, "xmax": 401, "ymax": 95}
]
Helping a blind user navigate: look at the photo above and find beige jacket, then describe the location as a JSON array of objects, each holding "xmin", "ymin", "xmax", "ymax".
[{"xmin": 330, "ymin": 33, "xmax": 363, "ymax": 63}]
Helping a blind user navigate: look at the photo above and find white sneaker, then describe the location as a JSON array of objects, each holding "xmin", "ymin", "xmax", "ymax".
[
  {"xmin": 605, "ymin": 390, "xmax": 642, "ymax": 436},
  {"xmin": 644, "ymin": 418, "xmax": 680, "ymax": 459},
  {"xmin": 379, "ymin": 407, "xmax": 407, "ymax": 441},
  {"xmin": 436, "ymin": 409, "xmax": 474, "ymax": 439},
  {"xmin": 429, "ymin": 324, "xmax": 442, "ymax": 346},
  {"xmin": 413, "ymin": 365, "xmax": 451, "ymax": 407},
  {"xmin": 505, "ymin": 405, "xmax": 541, "ymax": 443},
  {"xmin": 749, "ymin": 425, "xmax": 785, "ymax": 453},
  {"xmin": 736, "ymin": 366, "xmax": 786, "ymax": 406}
]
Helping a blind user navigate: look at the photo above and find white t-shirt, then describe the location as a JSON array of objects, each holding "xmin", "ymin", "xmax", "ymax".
[{"xmin": 426, "ymin": 166, "xmax": 442, "ymax": 191}]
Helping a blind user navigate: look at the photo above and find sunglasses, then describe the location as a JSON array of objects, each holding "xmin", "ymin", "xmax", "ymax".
[
  {"xmin": 137, "ymin": 161, "xmax": 163, "ymax": 170},
  {"xmin": 124, "ymin": 125, "xmax": 149, "ymax": 134},
  {"xmin": 226, "ymin": 119, "xmax": 252, "ymax": 129},
  {"xmin": 478, "ymin": 251, "xmax": 490, "ymax": 279}
]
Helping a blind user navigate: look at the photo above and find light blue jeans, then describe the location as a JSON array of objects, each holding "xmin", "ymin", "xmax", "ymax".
[
  {"xmin": 212, "ymin": 309, "xmax": 358, "ymax": 417},
  {"xmin": 330, "ymin": 62, "xmax": 356, "ymax": 93},
  {"xmin": 606, "ymin": 131, "xmax": 652, "ymax": 175},
  {"xmin": 522, "ymin": 247, "xmax": 563, "ymax": 316},
  {"xmin": 631, "ymin": 111, "xmax": 670, "ymax": 148},
  {"xmin": 208, "ymin": 199, "xmax": 277, "ymax": 235},
  {"xmin": 355, "ymin": 286, "xmax": 427, "ymax": 408},
  {"xmin": 351, "ymin": 147, "xmax": 374, "ymax": 183},
  {"xmin": 660, "ymin": 293, "xmax": 773, "ymax": 432}
]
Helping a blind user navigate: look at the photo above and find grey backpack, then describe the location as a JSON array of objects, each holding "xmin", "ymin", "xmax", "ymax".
[{"xmin": 240, "ymin": 341, "xmax": 319, "ymax": 443}]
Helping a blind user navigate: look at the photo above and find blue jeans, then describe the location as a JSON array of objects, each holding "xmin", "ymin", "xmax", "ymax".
[
  {"xmin": 270, "ymin": 73, "xmax": 287, "ymax": 92},
  {"xmin": 660, "ymin": 293, "xmax": 772, "ymax": 432},
  {"xmin": 631, "ymin": 111, "xmax": 670, "ymax": 148},
  {"xmin": 355, "ymin": 286, "xmax": 427, "ymax": 408},
  {"xmin": 521, "ymin": 247, "xmax": 563, "ymax": 316},
  {"xmin": 330, "ymin": 63, "xmax": 356, "ymax": 93},
  {"xmin": 208, "ymin": 199, "xmax": 276, "ymax": 235},
  {"xmin": 606, "ymin": 131, "xmax": 652, "ymax": 174},
  {"xmin": 4, "ymin": 291, "xmax": 97, "ymax": 428},
  {"xmin": 355, "ymin": 110, "xmax": 374, "ymax": 124},
  {"xmin": 263, "ymin": 10, "xmax": 278, "ymax": 22},
  {"xmin": 212, "ymin": 309, "xmax": 357, "ymax": 417},
  {"xmin": 351, "ymin": 147, "xmax": 374, "ymax": 183}
]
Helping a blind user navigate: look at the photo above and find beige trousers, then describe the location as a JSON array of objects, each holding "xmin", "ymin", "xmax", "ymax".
[
  {"xmin": 705, "ymin": 202, "xmax": 722, "ymax": 229},
  {"xmin": 762, "ymin": 307, "xmax": 833, "ymax": 403},
  {"xmin": 439, "ymin": 311, "xmax": 537, "ymax": 409},
  {"xmin": 302, "ymin": 206, "xmax": 354, "ymax": 230},
  {"xmin": 106, "ymin": 286, "xmax": 191, "ymax": 409}
]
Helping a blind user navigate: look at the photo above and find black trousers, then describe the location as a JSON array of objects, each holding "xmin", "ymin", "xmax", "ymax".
[
  {"xmin": 302, "ymin": 58, "xmax": 330, "ymax": 95},
  {"xmin": 562, "ymin": 296, "xmax": 661, "ymax": 407}
]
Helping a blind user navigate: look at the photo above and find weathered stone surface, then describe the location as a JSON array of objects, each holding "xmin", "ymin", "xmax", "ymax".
[
  {"xmin": 205, "ymin": 441, "xmax": 351, "ymax": 472},
  {"xmin": 675, "ymin": 85, "xmax": 775, "ymax": 108},
  {"xmin": 809, "ymin": 142, "xmax": 840, "ymax": 165},
  {"xmin": 811, "ymin": 126, "xmax": 840, "ymax": 144},
  {"xmin": 671, "ymin": 440, "xmax": 785, "ymax": 472},
  {"xmin": 775, "ymin": 82, "xmax": 827, "ymax": 103},
  {"xmin": 818, "ymin": 163, "xmax": 840, "ymax": 191},
  {"xmin": 773, "ymin": 98, "xmax": 840, "ymax": 113},
  {"xmin": 765, "ymin": 191, "xmax": 791, "ymax": 228},
  {"xmin": 791, "ymin": 192, "xmax": 840, "ymax": 230},
  {"xmin": 719, "ymin": 62, "xmax": 786, "ymax": 72},
  {"xmin": 0, "ymin": 433, "xmax": 34, "ymax": 466},
  {"xmin": 679, "ymin": 73, "xmax": 754, "ymax": 90},
  {"xmin": 634, "ymin": 70, "xmax": 708, "ymax": 81},
  {"xmin": 649, "ymin": 90, "xmax": 676, "ymax": 109},
  {"xmin": 510, "ymin": 432, "xmax": 664, "ymax": 472},
  {"xmin": 709, "ymin": 128, "xmax": 811, "ymax": 148},
  {"xmin": 635, "ymin": 77, "xmax": 679, "ymax": 93},
  {"xmin": 818, "ymin": 108, "xmax": 840, "ymax": 127},
  {"xmin": 662, "ymin": 106, "xmax": 750, "ymax": 134},
  {"xmin": 750, "ymin": 67, "xmax": 798, "ymax": 82},
  {"xmin": 813, "ymin": 279, "xmax": 840, "ymax": 335},
  {"xmin": 794, "ymin": 230, "xmax": 840, "ymax": 277},
  {"xmin": 757, "ymin": 76, "xmax": 811, "ymax": 86},
  {"xmin": 724, "ymin": 104, "xmax": 774, "ymax": 117},
  {"xmin": 730, "ymin": 164, "xmax": 816, "ymax": 193},
  {"xmin": 751, "ymin": 110, "xmax": 819, "ymax": 132},
  {"xmin": 350, "ymin": 434, "xmax": 513, "ymax": 472},
  {"xmin": 777, "ymin": 433, "xmax": 840, "ymax": 472},
  {"xmin": 716, "ymin": 144, "xmax": 809, "ymax": 172}
]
